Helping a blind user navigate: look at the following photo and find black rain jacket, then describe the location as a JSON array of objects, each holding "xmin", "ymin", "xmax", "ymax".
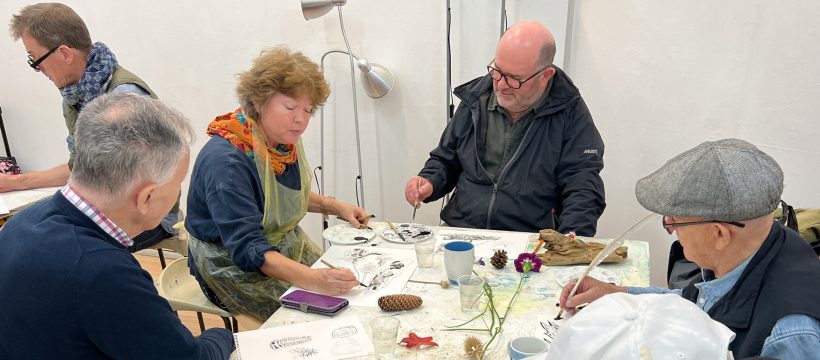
[{"xmin": 419, "ymin": 66, "xmax": 605, "ymax": 235}]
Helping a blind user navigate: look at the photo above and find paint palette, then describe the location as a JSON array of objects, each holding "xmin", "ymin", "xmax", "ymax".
[
  {"xmin": 380, "ymin": 223, "xmax": 434, "ymax": 243},
  {"xmin": 323, "ymin": 224, "xmax": 375, "ymax": 246},
  {"xmin": 554, "ymin": 266, "xmax": 621, "ymax": 287}
]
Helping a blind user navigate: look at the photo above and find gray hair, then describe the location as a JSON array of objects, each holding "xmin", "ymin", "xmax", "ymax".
[
  {"xmin": 539, "ymin": 41, "xmax": 556, "ymax": 68},
  {"xmin": 71, "ymin": 93, "xmax": 194, "ymax": 197}
]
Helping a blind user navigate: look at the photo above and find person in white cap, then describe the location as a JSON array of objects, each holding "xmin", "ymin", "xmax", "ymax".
[
  {"xmin": 559, "ymin": 139, "xmax": 820, "ymax": 359},
  {"xmin": 547, "ymin": 293, "xmax": 735, "ymax": 360}
]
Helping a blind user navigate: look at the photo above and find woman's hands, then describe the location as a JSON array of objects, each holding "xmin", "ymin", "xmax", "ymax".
[
  {"xmin": 329, "ymin": 198, "xmax": 369, "ymax": 229},
  {"xmin": 306, "ymin": 267, "xmax": 360, "ymax": 295},
  {"xmin": 262, "ymin": 251, "xmax": 360, "ymax": 295}
]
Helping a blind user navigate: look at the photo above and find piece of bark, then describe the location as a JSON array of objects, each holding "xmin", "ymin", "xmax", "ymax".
[{"xmin": 536, "ymin": 229, "xmax": 628, "ymax": 266}]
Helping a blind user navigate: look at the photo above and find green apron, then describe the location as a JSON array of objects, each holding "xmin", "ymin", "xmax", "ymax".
[{"xmin": 189, "ymin": 126, "xmax": 321, "ymax": 321}]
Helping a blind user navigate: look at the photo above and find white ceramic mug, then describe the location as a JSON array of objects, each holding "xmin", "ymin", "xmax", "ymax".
[
  {"xmin": 443, "ymin": 241, "xmax": 475, "ymax": 285},
  {"xmin": 508, "ymin": 336, "xmax": 548, "ymax": 360}
]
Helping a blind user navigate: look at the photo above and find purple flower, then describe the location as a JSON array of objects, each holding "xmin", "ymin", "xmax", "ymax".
[{"xmin": 514, "ymin": 253, "xmax": 542, "ymax": 273}]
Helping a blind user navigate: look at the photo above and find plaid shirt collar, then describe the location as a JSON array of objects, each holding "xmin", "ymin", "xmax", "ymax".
[{"xmin": 61, "ymin": 185, "xmax": 133, "ymax": 247}]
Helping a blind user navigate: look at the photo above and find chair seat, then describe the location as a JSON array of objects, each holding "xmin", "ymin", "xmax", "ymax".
[{"xmin": 158, "ymin": 257, "xmax": 231, "ymax": 318}]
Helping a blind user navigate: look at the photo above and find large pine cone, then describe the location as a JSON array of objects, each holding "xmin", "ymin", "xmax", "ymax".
[
  {"xmin": 378, "ymin": 294, "xmax": 423, "ymax": 312},
  {"xmin": 491, "ymin": 250, "xmax": 508, "ymax": 269}
]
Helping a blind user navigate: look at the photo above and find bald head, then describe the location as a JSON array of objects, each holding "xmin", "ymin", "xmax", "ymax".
[{"xmin": 497, "ymin": 20, "xmax": 556, "ymax": 68}]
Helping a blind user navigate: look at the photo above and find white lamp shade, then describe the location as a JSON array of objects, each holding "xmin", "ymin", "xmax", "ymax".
[
  {"xmin": 301, "ymin": 0, "xmax": 347, "ymax": 20},
  {"xmin": 357, "ymin": 59, "xmax": 395, "ymax": 99}
]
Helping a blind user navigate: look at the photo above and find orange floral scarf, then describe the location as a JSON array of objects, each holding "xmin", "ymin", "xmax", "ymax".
[{"xmin": 206, "ymin": 109, "xmax": 296, "ymax": 175}]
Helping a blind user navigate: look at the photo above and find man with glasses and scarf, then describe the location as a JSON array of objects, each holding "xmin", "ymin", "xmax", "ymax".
[
  {"xmin": 405, "ymin": 20, "xmax": 605, "ymax": 236},
  {"xmin": 7, "ymin": 3, "xmax": 177, "ymax": 252},
  {"xmin": 558, "ymin": 139, "xmax": 820, "ymax": 359}
]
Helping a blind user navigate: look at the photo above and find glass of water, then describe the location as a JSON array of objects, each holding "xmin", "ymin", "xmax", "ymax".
[
  {"xmin": 413, "ymin": 238, "xmax": 436, "ymax": 268},
  {"xmin": 370, "ymin": 316, "xmax": 400, "ymax": 358},
  {"xmin": 457, "ymin": 274, "xmax": 486, "ymax": 312}
]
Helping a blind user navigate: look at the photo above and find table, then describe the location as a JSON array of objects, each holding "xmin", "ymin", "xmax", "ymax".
[
  {"xmin": 251, "ymin": 225, "xmax": 650, "ymax": 359},
  {"xmin": 0, "ymin": 186, "xmax": 62, "ymax": 222}
]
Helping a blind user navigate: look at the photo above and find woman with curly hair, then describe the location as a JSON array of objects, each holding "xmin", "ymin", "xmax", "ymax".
[{"xmin": 186, "ymin": 47, "xmax": 366, "ymax": 321}]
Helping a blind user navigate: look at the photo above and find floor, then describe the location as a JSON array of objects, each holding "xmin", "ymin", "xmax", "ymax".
[{"xmin": 135, "ymin": 251, "xmax": 261, "ymax": 334}]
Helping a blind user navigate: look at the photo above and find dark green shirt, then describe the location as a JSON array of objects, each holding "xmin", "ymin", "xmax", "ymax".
[{"xmin": 482, "ymin": 81, "xmax": 552, "ymax": 180}]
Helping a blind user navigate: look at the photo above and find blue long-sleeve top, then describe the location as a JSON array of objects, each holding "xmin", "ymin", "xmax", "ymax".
[{"xmin": 185, "ymin": 135, "xmax": 302, "ymax": 277}]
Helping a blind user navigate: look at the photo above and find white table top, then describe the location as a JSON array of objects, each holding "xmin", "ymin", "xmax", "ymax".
[
  {"xmin": 0, "ymin": 186, "xmax": 61, "ymax": 217},
  {"xmin": 240, "ymin": 224, "xmax": 650, "ymax": 359}
]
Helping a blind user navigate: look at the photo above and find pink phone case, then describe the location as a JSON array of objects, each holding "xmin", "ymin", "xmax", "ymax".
[{"xmin": 280, "ymin": 290, "xmax": 349, "ymax": 316}]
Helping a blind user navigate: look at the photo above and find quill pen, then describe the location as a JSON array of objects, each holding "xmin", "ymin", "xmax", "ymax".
[{"xmin": 556, "ymin": 212, "xmax": 659, "ymax": 320}]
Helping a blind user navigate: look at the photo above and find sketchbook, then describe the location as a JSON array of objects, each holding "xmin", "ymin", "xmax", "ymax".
[{"xmin": 234, "ymin": 316, "xmax": 373, "ymax": 360}]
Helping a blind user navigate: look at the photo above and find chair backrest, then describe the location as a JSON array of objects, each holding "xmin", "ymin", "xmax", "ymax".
[{"xmin": 158, "ymin": 257, "xmax": 232, "ymax": 317}]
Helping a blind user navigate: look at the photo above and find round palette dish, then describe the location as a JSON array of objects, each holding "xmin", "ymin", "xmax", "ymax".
[
  {"xmin": 554, "ymin": 266, "xmax": 621, "ymax": 287},
  {"xmin": 322, "ymin": 224, "xmax": 375, "ymax": 245},
  {"xmin": 380, "ymin": 223, "xmax": 434, "ymax": 243}
]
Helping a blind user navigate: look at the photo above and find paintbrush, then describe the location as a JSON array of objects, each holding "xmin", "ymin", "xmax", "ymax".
[
  {"xmin": 556, "ymin": 213, "xmax": 658, "ymax": 320},
  {"xmin": 385, "ymin": 220, "xmax": 409, "ymax": 242},
  {"xmin": 320, "ymin": 259, "xmax": 368, "ymax": 287},
  {"xmin": 412, "ymin": 178, "xmax": 422, "ymax": 220}
]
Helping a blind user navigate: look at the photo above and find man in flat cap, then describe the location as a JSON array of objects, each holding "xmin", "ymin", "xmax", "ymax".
[{"xmin": 559, "ymin": 139, "xmax": 820, "ymax": 359}]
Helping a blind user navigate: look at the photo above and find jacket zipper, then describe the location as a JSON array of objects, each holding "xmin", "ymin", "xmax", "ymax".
[{"xmin": 484, "ymin": 120, "xmax": 538, "ymax": 229}]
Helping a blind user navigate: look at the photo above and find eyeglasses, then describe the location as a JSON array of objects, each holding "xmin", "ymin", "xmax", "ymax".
[
  {"xmin": 27, "ymin": 45, "xmax": 60, "ymax": 71},
  {"xmin": 486, "ymin": 60, "xmax": 549, "ymax": 89},
  {"xmin": 662, "ymin": 216, "xmax": 746, "ymax": 235}
]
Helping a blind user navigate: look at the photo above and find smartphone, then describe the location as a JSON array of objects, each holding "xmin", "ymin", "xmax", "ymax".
[{"xmin": 280, "ymin": 290, "xmax": 349, "ymax": 316}]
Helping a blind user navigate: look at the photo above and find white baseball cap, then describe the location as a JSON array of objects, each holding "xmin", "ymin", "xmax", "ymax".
[{"xmin": 544, "ymin": 293, "xmax": 735, "ymax": 360}]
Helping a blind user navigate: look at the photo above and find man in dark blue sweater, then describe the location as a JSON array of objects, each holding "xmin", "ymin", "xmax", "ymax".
[{"xmin": 0, "ymin": 93, "xmax": 233, "ymax": 359}]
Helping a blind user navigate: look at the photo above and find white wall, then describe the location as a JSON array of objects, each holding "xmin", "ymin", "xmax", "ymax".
[
  {"xmin": 2, "ymin": 1, "xmax": 818, "ymax": 286},
  {"xmin": 570, "ymin": 0, "xmax": 820, "ymax": 285}
]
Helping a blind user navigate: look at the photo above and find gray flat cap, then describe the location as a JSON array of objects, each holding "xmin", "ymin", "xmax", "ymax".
[{"xmin": 635, "ymin": 139, "xmax": 783, "ymax": 222}]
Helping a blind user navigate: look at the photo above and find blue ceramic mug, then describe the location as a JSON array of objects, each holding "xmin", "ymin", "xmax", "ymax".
[{"xmin": 443, "ymin": 241, "xmax": 475, "ymax": 285}]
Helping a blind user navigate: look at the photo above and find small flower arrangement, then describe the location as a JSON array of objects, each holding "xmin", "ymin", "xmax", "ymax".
[{"xmin": 513, "ymin": 252, "xmax": 542, "ymax": 273}]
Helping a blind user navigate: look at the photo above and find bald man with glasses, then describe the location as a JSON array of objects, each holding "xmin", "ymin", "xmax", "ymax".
[{"xmin": 405, "ymin": 20, "xmax": 605, "ymax": 235}]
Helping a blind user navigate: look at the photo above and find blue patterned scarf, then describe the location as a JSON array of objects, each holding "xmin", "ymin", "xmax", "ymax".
[{"xmin": 60, "ymin": 42, "xmax": 119, "ymax": 110}]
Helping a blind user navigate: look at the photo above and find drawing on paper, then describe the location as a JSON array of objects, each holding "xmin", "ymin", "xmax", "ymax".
[
  {"xmin": 270, "ymin": 335, "xmax": 312, "ymax": 350},
  {"xmin": 331, "ymin": 325, "xmax": 358, "ymax": 339},
  {"xmin": 437, "ymin": 229, "xmax": 531, "ymax": 258},
  {"xmin": 313, "ymin": 246, "xmax": 417, "ymax": 307},
  {"xmin": 289, "ymin": 347, "xmax": 319, "ymax": 358},
  {"xmin": 440, "ymin": 233, "xmax": 501, "ymax": 242},
  {"xmin": 540, "ymin": 319, "xmax": 562, "ymax": 346},
  {"xmin": 348, "ymin": 248, "xmax": 406, "ymax": 291}
]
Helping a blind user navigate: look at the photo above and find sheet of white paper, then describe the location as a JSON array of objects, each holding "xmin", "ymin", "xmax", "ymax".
[
  {"xmin": 234, "ymin": 316, "xmax": 373, "ymax": 360},
  {"xmin": 287, "ymin": 246, "xmax": 417, "ymax": 307},
  {"xmin": 436, "ymin": 227, "xmax": 531, "ymax": 258},
  {"xmin": 0, "ymin": 196, "xmax": 9, "ymax": 215},
  {"xmin": 0, "ymin": 186, "xmax": 61, "ymax": 212}
]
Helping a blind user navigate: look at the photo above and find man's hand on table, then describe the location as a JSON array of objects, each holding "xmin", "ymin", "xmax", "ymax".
[{"xmin": 559, "ymin": 276, "xmax": 626, "ymax": 315}]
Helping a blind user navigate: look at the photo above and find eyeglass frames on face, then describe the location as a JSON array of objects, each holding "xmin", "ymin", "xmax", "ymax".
[
  {"xmin": 662, "ymin": 216, "xmax": 746, "ymax": 235},
  {"xmin": 27, "ymin": 45, "xmax": 60, "ymax": 71},
  {"xmin": 486, "ymin": 59, "xmax": 549, "ymax": 89}
]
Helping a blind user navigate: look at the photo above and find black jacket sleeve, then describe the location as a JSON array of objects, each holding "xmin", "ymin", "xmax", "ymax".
[
  {"xmin": 418, "ymin": 102, "xmax": 468, "ymax": 202},
  {"xmin": 555, "ymin": 98, "xmax": 606, "ymax": 236}
]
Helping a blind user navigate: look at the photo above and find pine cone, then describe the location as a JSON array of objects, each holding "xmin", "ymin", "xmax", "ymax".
[
  {"xmin": 378, "ymin": 294, "xmax": 423, "ymax": 312},
  {"xmin": 491, "ymin": 250, "xmax": 508, "ymax": 269}
]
